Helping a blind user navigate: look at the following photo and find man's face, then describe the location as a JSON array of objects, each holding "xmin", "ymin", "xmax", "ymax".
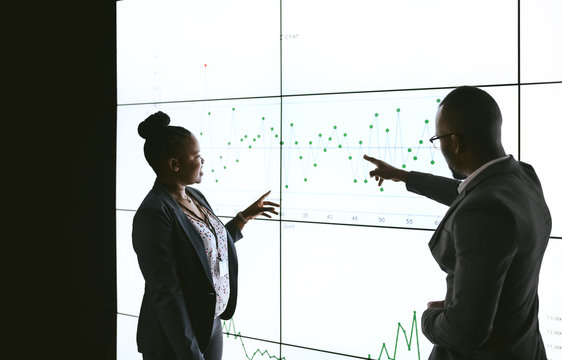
[{"xmin": 435, "ymin": 107, "xmax": 466, "ymax": 180}]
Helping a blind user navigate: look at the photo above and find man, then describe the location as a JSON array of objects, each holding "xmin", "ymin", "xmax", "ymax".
[{"xmin": 364, "ymin": 86, "xmax": 551, "ymax": 359}]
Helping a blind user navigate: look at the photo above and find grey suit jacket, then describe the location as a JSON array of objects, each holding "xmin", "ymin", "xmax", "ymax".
[
  {"xmin": 406, "ymin": 156, "xmax": 551, "ymax": 360},
  {"xmin": 132, "ymin": 180, "xmax": 243, "ymax": 359}
]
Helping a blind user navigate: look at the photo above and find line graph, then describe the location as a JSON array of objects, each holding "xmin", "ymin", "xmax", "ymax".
[
  {"xmin": 369, "ymin": 311, "xmax": 421, "ymax": 360},
  {"xmin": 222, "ymin": 311, "xmax": 422, "ymax": 360},
  {"xmin": 223, "ymin": 319, "xmax": 285, "ymax": 360}
]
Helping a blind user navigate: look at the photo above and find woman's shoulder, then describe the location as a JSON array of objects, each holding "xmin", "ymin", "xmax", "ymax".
[{"xmin": 135, "ymin": 187, "xmax": 174, "ymax": 218}]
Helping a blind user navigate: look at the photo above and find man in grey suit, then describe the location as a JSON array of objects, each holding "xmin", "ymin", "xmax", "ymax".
[{"xmin": 364, "ymin": 86, "xmax": 551, "ymax": 359}]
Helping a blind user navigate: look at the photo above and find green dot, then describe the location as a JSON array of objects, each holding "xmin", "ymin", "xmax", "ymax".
[
  {"xmin": 295, "ymin": 141, "xmax": 298, "ymax": 145},
  {"xmin": 280, "ymin": 141, "xmax": 284, "ymax": 145},
  {"xmin": 369, "ymin": 124, "xmax": 373, "ymax": 129},
  {"xmin": 386, "ymin": 128, "xmax": 390, "ymax": 133},
  {"xmin": 333, "ymin": 125, "xmax": 337, "ymax": 129},
  {"xmin": 313, "ymin": 163, "xmax": 317, "ymax": 167},
  {"xmin": 380, "ymin": 188, "xmax": 384, "ymax": 192},
  {"xmin": 402, "ymin": 164, "xmax": 406, "ymax": 168},
  {"xmin": 408, "ymin": 148, "xmax": 412, "ymax": 152},
  {"xmin": 211, "ymin": 169, "xmax": 215, "ymax": 172},
  {"xmin": 348, "ymin": 156, "xmax": 352, "ymax": 160},
  {"xmin": 290, "ymin": 123, "xmax": 294, "ymax": 127},
  {"xmin": 323, "ymin": 148, "xmax": 327, "ymax": 152},
  {"xmin": 208, "ymin": 112, "xmax": 211, "ymax": 115},
  {"xmin": 223, "ymin": 165, "xmax": 227, "ymax": 169},
  {"xmin": 275, "ymin": 134, "xmax": 278, "ymax": 138},
  {"xmin": 396, "ymin": 108, "xmax": 401, "ymax": 112},
  {"xmin": 232, "ymin": 107, "xmax": 235, "ymax": 111},
  {"xmin": 228, "ymin": 142, "xmax": 231, "ymax": 146},
  {"xmin": 338, "ymin": 144, "xmax": 342, "ymax": 148},
  {"xmin": 200, "ymin": 132, "xmax": 203, "ymax": 135},
  {"xmin": 318, "ymin": 133, "xmax": 322, "ymax": 137},
  {"xmin": 328, "ymin": 137, "xmax": 332, "ymax": 141},
  {"xmin": 436, "ymin": 99, "xmax": 441, "ymax": 103},
  {"xmin": 219, "ymin": 155, "xmax": 223, "ymax": 159},
  {"xmin": 299, "ymin": 156, "xmax": 303, "ymax": 160},
  {"xmin": 354, "ymin": 179, "xmax": 358, "ymax": 183},
  {"xmin": 257, "ymin": 135, "xmax": 261, "ymax": 138},
  {"xmin": 375, "ymin": 113, "xmax": 379, "ymax": 117},
  {"xmin": 253, "ymin": 138, "xmax": 256, "ymax": 142},
  {"xmin": 309, "ymin": 141, "xmax": 312, "ymax": 145},
  {"xmin": 304, "ymin": 178, "xmax": 308, "ymax": 182},
  {"xmin": 248, "ymin": 145, "xmax": 252, "ymax": 149},
  {"xmin": 419, "ymin": 140, "xmax": 423, "ymax": 144},
  {"xmin": 343, "ymin": 133, "xmax": 347, "ymax": 137},
  {"xmin": 240, "ymin": 138, "xmax": 243, "ymax": 142},
  {"xmin": 262, "ymin": 116, "xmax": 265, "ymax": 120},
  {"xmin": 271, "ymin": 127, "xmax": 274, "ymax": 131},
  {"xmin": 215, "ymin": 179, "xmax": 218, "ymax": 183},
  {"xmin": 414, "ymin": 156, "xmax": 418, "ymax": 160},
  {"xmin": 359, "ymin": 140, "xmax": 363, "ymax": 145},
  {"xmin": 285, "ymin": 185, "xmax": 288, "ymax": 189},
  {"xmin": 431, "ymin": 160, "xmax": 435, "ymax": 164},
  {"xmin": 364, "ymin": 179, "xmax": 368, "ymax": 183},
  {"xmin": 236, "ymin": 159, "xmax": 239, "ymax": 163},
  {"xmin": 244, "ymin": 135, "xmax": 248, "ymax": 138},
  {"xmin": 425, "ymin": 119, "xmax": 429, "ymax": 124}
]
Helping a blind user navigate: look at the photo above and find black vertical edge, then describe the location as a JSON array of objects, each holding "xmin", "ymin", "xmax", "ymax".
[
  {"xmin": 279, "ymin": 0, "xmax": 284, "ymax": 358},
  {"xmin": 517, "ymin": 0, "xmax": 521, "ymax": 161}
]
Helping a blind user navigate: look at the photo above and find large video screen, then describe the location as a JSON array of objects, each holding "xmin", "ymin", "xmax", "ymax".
[{"xmin": 117, "ymin": 1, "xmax": 562, "ymax": 359}]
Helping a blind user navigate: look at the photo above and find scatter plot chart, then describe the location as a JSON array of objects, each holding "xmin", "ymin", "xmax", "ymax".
[
  {"xmin": 116, "ymin": 98, "xmax": 281, "ymax": 214},
  {"xmin": 280, "ymin": 90, "xmax": 452, "ymax": 228}
]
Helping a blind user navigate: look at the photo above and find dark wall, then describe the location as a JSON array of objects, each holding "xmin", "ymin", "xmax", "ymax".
[{"xmin": 9, "ymin": 2, "xmax": 117, "ymax": 359}]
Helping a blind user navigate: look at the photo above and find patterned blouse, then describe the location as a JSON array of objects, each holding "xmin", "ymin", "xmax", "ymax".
[{"xmin": 186, "ymin": 211, "xmax": 230, "ymax": 318}]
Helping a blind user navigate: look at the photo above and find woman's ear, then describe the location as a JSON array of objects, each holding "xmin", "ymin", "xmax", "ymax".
[{"xmin": 167, "ymin": 157, "xmax": 180, "ymax": 172}]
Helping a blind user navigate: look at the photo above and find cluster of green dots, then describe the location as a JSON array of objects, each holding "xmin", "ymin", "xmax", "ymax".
[{"xmin": 210, "ymin": 113, "xmax": 438, "ymax": 185}]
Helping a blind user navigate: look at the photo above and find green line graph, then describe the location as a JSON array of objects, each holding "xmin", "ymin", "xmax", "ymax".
[
  {"xmin": 222, "ymin": 319, "xmax": 286, "ymax": 360},
  {"xmin": 223, "ymin": 311, "xmax": 421, "ymax": 360},
  {"xmin": 368, "ymin": 311, "xmax": 421, "ymax": 360}
]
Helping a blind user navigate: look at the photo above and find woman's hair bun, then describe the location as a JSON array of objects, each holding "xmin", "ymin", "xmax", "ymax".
[{"xmin": 138, "ymin": 111, "xmax": 171, "ymax": 140}]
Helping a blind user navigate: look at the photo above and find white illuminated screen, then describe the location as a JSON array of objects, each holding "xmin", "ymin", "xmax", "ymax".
[{"xmin": 117, "ymin": 1, "xmax": 562, "ymax": 359}]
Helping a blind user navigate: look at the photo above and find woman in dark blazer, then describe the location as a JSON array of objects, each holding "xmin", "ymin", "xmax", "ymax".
[{"xmin": 132, "ymin": 111, "xmax": 279, "ymax": 360}]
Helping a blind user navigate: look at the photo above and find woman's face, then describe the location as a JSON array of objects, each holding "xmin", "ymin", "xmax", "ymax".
[{"xmin": 177, "ymin": 134, "xmax": 204, "ymax": 185}]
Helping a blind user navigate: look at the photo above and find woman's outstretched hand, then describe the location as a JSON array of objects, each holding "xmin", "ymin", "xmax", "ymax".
[{"xmin": 236, "ymin": 191, "xmax": 280, "ymax": 230}]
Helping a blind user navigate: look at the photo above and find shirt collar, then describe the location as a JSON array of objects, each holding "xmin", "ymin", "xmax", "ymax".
[{"xmin": 457, "ymin": 155, "xmax": 511, "ymax": 193}]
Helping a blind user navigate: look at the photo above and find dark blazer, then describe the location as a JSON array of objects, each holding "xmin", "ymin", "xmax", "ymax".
[
  {"xmin": 406, "ymin": 156, "xmax": 551, "ymax": 360},
  {"xmin": 132, "ymin": 180, "xmax": 243, "ymax": 359}
]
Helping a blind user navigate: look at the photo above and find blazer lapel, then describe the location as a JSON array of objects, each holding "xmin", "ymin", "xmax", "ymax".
[
  {"xmin": 428, "ymin": 189, "xmax": 467, "ymax": 249},
  {"xmin": 428, "ymin": 156, "xmax": 518, "ymax": 249},
  {"xmin": 152, "ymin": 181, "xmax": 214, "ymax": 285}
]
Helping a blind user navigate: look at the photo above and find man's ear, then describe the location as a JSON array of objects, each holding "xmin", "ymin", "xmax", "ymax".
[
  {"xmin": 167, "ymin": 157, "xmax": 180, "ymax": 172},
  {"xmin": 452, "ymin": 134, "xmax": 465, "ymax": 154}
]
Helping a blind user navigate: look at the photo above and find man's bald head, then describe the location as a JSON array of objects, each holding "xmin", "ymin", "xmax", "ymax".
[{"xmin": 438, "ymin": 86, "xmax": 503, "ymax": 153}]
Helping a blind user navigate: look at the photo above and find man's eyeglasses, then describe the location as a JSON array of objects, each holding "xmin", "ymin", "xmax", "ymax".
[{"xmin": 429, "ymin": 133, "xmax": 456, "ymax": 148}]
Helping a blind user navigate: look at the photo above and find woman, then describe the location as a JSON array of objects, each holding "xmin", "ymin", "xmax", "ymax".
[{"xmin": 132, "ymin": 111, "xmax": 279, "ymax": 360}]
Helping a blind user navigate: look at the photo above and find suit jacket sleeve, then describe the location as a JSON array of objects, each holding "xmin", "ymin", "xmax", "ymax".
[
  {"xmin": 421, "ymin": 198, "xmax": 518, "ymax": 350},
  {"xmin": 133, "ymin": 202, "xmax": 204, "ymax": 360},
  {"xmin": 405, "ymin": 171, "xmax": 461, "ymax": 206}
]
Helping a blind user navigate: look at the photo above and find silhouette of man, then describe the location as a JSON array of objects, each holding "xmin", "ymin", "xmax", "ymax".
[{"xmin": 364, "ymin": 86, "xmax": 551, "ymax": 359}]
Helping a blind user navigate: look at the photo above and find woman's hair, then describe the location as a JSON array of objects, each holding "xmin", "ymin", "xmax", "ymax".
[{"xmin": 138, "ymin": 111, "xmax": 192, "ymax": 173}]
